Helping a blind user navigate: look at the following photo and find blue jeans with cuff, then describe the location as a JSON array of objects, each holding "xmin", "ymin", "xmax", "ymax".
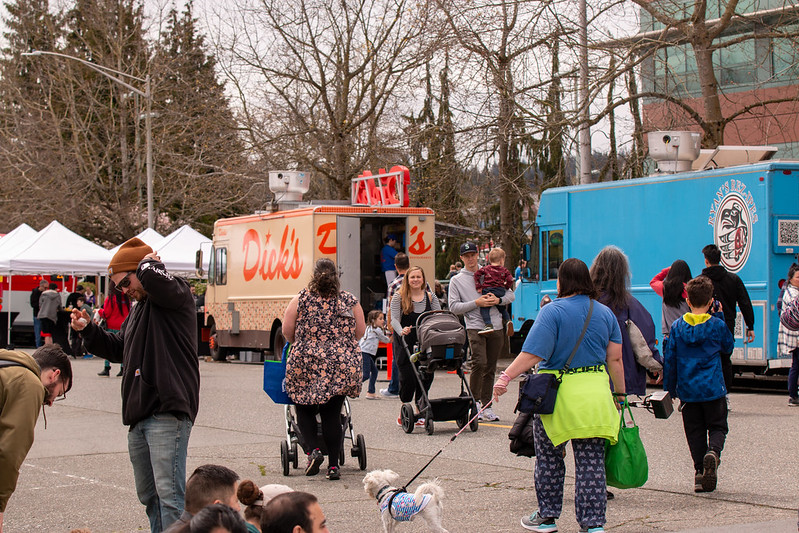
[{"xmin": 128, "ymin": 412, "xmax": 193, "ymax": 532}]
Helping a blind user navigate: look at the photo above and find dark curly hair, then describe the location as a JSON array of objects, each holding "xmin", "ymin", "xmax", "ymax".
[{"xmin": 308, "ymin": 258, "xmax": 339, "ymax": 298}]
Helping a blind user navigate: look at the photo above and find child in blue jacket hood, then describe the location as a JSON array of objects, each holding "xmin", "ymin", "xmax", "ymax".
[{"xmin": 664, "ymin": 275, "xmax": 734, "ymax": 494}]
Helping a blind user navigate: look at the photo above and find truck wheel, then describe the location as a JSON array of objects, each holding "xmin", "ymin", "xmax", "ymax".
[
  {"xmin": 272, "ymin": 328, "xmax": 286, "ymax": 360},
  {"xmin": 209, "ymin": 324, "xmax": 227, "ymax": 362}
]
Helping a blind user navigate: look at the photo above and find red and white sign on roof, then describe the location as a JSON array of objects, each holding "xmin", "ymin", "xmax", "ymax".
[{"xmin": 351, "ymin": 165, "xmax": 410, "ymax": 207}]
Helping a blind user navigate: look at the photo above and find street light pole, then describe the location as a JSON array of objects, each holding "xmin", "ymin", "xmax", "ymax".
[{"xmin": 22, "ymin": 50, "xmax": 155, "ymax": 228}]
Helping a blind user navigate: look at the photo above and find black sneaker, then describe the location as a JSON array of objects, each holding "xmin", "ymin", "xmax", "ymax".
[
  {"xmin": 326, "ymin": 466, "xmax": 340, "ymax": 480},
  {"xmin": 694, "ymin": 471, "xmax": 705, "ymax": 493},
  {"xmin": 305, "ymin": 448, "xmax": 323, "ymax": 476},
  {"xmin": 116, "ymin": 368, "xmax": 124, "ymax": 377},
  {"xmin": 701, "ymin": 450, "xmax": 720, "ymax": 492},
  {"xmin": 97, "ymin": 367, "xmax": 110, "ymax": 376},
  {"xmin": 789, "ymin": 397, "xmax": 799, "ymax": 407}
]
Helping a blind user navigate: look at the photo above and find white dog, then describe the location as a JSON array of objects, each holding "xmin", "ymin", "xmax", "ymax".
[{"xmin": 362, "ymin": 469, "xmax": 449, "ymax": 533}]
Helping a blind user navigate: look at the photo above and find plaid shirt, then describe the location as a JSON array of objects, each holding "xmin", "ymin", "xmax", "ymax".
[{"xmin": 778, "ymin": 284, "xmax": 799, "ymax": 355}]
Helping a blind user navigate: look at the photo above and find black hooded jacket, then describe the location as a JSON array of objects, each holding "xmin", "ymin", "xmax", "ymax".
[
  {"xmin": 82, "ymin": 258, "xmax": 200, "ymax": 427},
  {"xmin": 701, "ymin": 265, "xmax": 755, "ymax": 333}
]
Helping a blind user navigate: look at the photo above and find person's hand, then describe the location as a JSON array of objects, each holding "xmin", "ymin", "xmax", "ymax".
[
  {"xmin": 492, "ymin": 371, "xmax": 511, "ymax": 404},
  {"xmin": 70, "ymin": 308, "xmax": 91, "ymax": 331},
  {"xmin": 476, "ymin": 293, "xmax": 498, "ymax": 307},
  {"xmin": 651, "ymin": 371, "xmax": 663, "ymax": 384},
  {"xmin": 613, "ymin": 392, "xmax": 627, "ymax": 410},
  {"xmin": 401, "ymin": 326, "xmax": 412, "ymax": 336},
  {"xmin": 746, "ymin": 330, "xmax": 755, "ymax": 343},
  {"xmin": 143, "ymin": 251, "xmax": 160, "ymax": 262}
]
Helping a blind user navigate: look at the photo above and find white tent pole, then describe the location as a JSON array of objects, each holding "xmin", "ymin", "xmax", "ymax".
[{"xmin": 6, "ymin": 275, "xmax": 12, "ymax": 348}]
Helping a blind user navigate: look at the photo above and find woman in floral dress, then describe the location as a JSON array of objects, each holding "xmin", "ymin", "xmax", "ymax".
[{"xmin": 282, "ymin": 258, "xmax": 366, "ymax": 480}]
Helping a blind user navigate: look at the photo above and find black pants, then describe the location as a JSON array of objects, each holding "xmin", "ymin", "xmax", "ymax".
[
  {"xmin": 295, "ymin": 395, "xmax": 346, "ymax": 468},
  {"xmin": 395, "ymin": 342, "xmax": 433, "ymax": 405},
  {"xmin": 681, "ymin": 397, "xmax": 728, "ymax": 472},
  {"xmin": 719, "ymin": 350, "xmax": 733, "ymax": 391}
]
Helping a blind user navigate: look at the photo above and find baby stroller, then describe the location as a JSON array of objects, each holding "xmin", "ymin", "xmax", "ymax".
[
  {"xmin": 279, "ymin": 400, "xmax": 367, "ymax": 476},
  {"xmin": 399, "ymin": 310, "xmax": 479, "ymax": 435},
  {"xmin": 263, "ymin": 344, "xmax": 367, "ymax": 476}
]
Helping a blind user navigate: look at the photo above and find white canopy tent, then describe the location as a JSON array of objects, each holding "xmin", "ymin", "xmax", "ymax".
[
  {"xmin": 0, "ymin": 223, "xmax": 39, "ymax": 272},
  {"xmin": 109, "ymin": 227, "xmax": 164, "ymax": 255},
  {"xmin": 6, "ymin": 221, "xmax": 112, "ymax": 275},
  {"xmin": 1, "ymin": 221, "xmax": 112, "ymax": 346},
  {"xmin": 154, "ymin": 225, "xmax": 211, "ymax": 277}
]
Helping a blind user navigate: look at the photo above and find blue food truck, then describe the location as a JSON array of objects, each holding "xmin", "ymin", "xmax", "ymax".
[{"xmin": 512, "ymin": 155, "xmax": 799, "ymax": 376}]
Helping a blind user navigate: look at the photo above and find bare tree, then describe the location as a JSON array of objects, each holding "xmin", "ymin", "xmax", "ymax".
[
  {"xmin": 613, "ymin": 0, "xmax": 799, "ymax": 148},
  {"xmin": 215, "ymin": 0, "xmax": 436, "ymax": 199}
]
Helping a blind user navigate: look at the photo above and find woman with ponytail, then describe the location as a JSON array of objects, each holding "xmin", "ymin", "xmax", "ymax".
[{"xmin": 282, "ymin": 258, "xmax": 366, "ymax": 481}]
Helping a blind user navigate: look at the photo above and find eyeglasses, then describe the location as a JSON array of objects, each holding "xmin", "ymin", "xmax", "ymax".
[
  {"xmin": 53, "ymin": 379, "xmax": 67, "ymax": 402},
  {"xmin": 117, "ymin": 272, "xmax": 134, "ymax": 290}
]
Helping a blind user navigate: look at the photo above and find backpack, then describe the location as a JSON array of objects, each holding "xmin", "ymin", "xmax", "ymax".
[{"xmin": 780, "ymin": 287, "xmax": 799, "ymax": 331}]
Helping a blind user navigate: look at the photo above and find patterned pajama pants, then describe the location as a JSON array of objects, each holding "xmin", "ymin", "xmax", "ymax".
[{"xmin": 533, "ymin": 415, "xmax": 607, "ymax": 529}]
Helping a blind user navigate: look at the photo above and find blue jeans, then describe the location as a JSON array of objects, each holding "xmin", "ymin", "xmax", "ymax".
[
  {"xmin": 479, "ymin": 287, "xmax": 510, "ymax": 325},
  {"xmin": 128, "ymin": 412, "xmax": 193, "ymax": 532},
  {"xmin": 362, "ymin": 352, "xmax": 378, "ymax": 393},
  {"xmin": 789, "ymin": 348, "xmax": 799, "ymax": 399},
  {"xmin": 33, "ymin": 317, "xmax": 42, "ymax": 347}
]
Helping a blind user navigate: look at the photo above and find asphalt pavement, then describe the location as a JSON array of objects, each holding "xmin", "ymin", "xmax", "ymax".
[{"xmin": 6, "ymin": 355, "xmax": 799, "ymax": 532}]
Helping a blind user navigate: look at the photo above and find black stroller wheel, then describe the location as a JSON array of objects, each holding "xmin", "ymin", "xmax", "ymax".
[
  {"xmin": 356, "ymin": 434, "xmax": 367, "ymax": 470},
  {"xmin": 425, "ymin": 417, "xmax": 434, "ymax": 435},
  {"xmin": 469, "ymin": 404, "xmax": 479, "ymax": 432},
  {"xmin": 291, "ymin": 442, "xmax": 299, "ymax": 469},
  {"xmin": 400, "ymin": 403, "xmax": 415, "ymax": 433},
  {"xmin": 340, "ymin": 445, "xmax": 345, "ymax": 466},
  {"xmin": 280, "ymin": 440, "xmax": 290, "ymax": 476},
  {"xmin": 456, "ymin": 412, "xmax": 468, "ymax": 429}
]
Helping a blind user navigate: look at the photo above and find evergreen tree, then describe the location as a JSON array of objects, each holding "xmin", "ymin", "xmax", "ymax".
[{"xmin": 152, "ymin": 0, "xmax": 254, "ymax": 235}]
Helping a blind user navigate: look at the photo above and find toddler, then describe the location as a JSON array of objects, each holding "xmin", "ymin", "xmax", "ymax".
[
  {"xmin": 475, "ymin": 247, "xmax": 515, "ymax": 335},
  {"xmin": 359, "ymin": 310, "xmax": 390, "ymax": 399}
]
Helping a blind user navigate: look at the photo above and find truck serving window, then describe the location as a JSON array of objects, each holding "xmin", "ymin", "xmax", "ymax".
[
  {"xmin": 541, "ymin": 230, "xmax": 563, "ymax": 281},
  {"xmin": 214, "ymin": 247, "xmax": 227, "ymax": 285}
]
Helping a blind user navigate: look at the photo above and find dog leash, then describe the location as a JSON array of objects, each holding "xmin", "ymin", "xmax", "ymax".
[{"xmin": 387, "ymin": 398, "xmax": 495, "ymax": 516}]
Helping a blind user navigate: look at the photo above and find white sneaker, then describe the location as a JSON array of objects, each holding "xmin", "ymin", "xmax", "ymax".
[
  {"xmin": 725, "ymin": 395, "xmax": 731, "ymax": 412},
  {"xmin": 476, "ymin": 401, "xmax": 483, "ymax": 420},
  {"xmin": 482, "ymin": 406, "xmax": 500, "ymax": 422}
]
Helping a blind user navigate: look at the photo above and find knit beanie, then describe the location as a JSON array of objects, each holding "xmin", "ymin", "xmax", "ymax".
[{"xmin": 109, "ymin": 237, "xmax": 153, "ymax": 275}]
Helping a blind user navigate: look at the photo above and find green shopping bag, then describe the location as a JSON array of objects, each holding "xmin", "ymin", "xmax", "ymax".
[{"xmin": 605, "ymin": 402, "xmax": 648, "ymax": 489}]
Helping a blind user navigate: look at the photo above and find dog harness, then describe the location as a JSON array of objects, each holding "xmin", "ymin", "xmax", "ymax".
[{"xmin": 379, "ymin": 492, "xmax": 431, "ymax": 522}]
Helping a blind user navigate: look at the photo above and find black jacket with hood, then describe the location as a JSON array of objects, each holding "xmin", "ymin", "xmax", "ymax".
[
  {"xmin": 701, "ymin": 264, "xmax": 755, "ymax": 333},
  {"xmin": 82, "ymin": 257, "xmax": 200, "ymax": 427}
]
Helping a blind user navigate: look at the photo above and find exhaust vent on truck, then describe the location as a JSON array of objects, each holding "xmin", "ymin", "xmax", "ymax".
[{"xmin": 647, "ymin": 131, "xmax": 701, "ymax": 173}]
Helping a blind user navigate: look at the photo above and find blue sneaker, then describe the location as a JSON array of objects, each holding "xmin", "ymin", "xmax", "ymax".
[
  {"xmin": 521, "ymin": 511, "xmax": 557, "ymax": 532},
  {"xmin": 579, "ymin": 527, "xmax": 605, "ymax": 533}
]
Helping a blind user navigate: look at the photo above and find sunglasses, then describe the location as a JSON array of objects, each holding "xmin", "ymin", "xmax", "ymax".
[{"xmin": 117, "ymin": 272, "xmax": 135, "ymax": 290}]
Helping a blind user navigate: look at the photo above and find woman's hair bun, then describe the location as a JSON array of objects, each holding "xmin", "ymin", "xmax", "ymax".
[{"xmin": 237, "ymin": 479, "xmax": 262, "ymax": 506}]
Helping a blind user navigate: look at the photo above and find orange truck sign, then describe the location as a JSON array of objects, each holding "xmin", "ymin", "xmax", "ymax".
[{"xmin": 203, "ymin": 199, "xmax": 435, "ymax": 362}]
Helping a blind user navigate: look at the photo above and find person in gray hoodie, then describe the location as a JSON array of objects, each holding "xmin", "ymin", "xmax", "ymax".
[
  {"xmin": 448, "ymin": 242, "xmax": 514, "ymax": 422},
  {"xmin": 37, "ymin": 283, "xmax": 62, "ymax": 346}
]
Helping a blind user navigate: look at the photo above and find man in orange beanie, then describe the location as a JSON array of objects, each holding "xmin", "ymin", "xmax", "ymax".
[{"xmin": 70, "ymin": 237, "xmax": 200, "ymax": 532}]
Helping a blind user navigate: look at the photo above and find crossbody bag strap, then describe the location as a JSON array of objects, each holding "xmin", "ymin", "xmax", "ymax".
[{"xmin": 560, "ymin": 299, "xmax": 594, "ymax": 376}]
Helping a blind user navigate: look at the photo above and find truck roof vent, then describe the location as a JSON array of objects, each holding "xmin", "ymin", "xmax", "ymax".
[
  {"xmin": 692, "ymin": 146, "xmax": 778, "ymax": 170},
  {"xmin": 647, "ymin": 131, "xmax": 701, "ymax": 173},
  {"xmin": 269, "ymin": 171, "xmax": 311, "ymax": 207}
]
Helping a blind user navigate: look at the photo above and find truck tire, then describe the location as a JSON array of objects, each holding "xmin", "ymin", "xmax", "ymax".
[{"xmin": 209, "ymin": 324, "xmax": 227, "ymax": 362}]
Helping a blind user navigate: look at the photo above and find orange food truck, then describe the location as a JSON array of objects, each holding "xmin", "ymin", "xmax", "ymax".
[{"xmin": 201, "ymin": 167, "xmax": 436, "ymax": 362}]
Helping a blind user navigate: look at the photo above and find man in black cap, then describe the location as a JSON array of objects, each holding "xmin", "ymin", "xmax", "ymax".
[
  {"xmin": 448, "ymin": 242, "xmax": 514, "ymax": 422},
  {"xmin": 70, "ymin": 238, "xmax": 199, "ymax": 532}
]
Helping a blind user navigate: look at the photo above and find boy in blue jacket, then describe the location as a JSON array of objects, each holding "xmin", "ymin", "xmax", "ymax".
[{"xmin": 664, "ymin": 275, "xmax": 734, "ymax": 493}]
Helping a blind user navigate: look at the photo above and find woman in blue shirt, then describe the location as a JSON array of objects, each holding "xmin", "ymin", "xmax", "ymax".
[{"xmin": 493, "ymin": 258, "xmax": 625, "ymax": 533}]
